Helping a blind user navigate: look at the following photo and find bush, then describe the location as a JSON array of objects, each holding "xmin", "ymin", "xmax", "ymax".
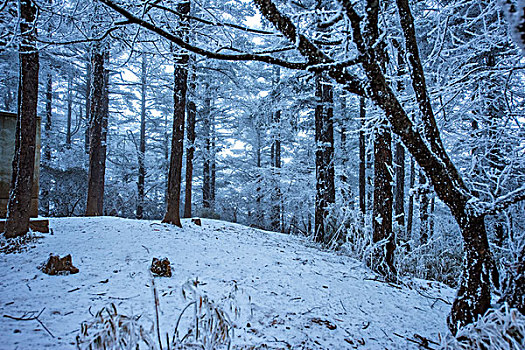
[
  {"xmin": 76, "ymin": 304, "xmax": 155, "ymax": 350},
  {"xmin": 438, "ymin": 304, "xmax": 525, "ymax": 350},
  {"xmin": 172, "ymin": 279, "xmax": 240, "ymax": 350}
]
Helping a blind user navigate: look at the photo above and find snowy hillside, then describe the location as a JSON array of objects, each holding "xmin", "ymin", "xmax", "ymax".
[{"xmin": 0, "ymin": 217, "xmax": 454, "ymax": 349}]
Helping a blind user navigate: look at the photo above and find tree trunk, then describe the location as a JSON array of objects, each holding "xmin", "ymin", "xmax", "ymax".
[
  {"xmin": 371, "ymin": 121, "xmax": 395, "ymax": 280},
  {"xmin": 164, "ymin": 112, "xmax": 169, "ymax": 206},
  {"xmin": 183, "ymin": 65, "xmax": 196, "ymax": 218},
  {"xmin": 407, "ymin": 157, "xmax": 415, "ymax": 238},
  {"xmin": 136, "ymin": 55, "xmax": 147, "ymax": 219},
  {"xmin": 271, "ymin": 65, "xmax": 282, "ymax": 232},
  {"xmin": 339, "ymin": 94, "xmax": 351, "ymax": 205},
  {"xmin": 419, "ymin": 170, "xmax": 430, "ymax": 244},
  {"xmin": 314, "ymin": 72, "xmax": 335, "ymax": 244},
  {"xmin": 394, "ymin": 140, "xmax": 405, "ymax": 228},
  {"xmin": 448, "ymin": 214, "xmax": 492, "ymax": 334},
  {"xmin": 85, "ymin": 45, "xmax": 109, "ymax": 216},
  {"xmin": 254, "ymin": 124, "xmax": 263, "ymax": 227},
  {"xmin": 84, "ymin": 60, "xmax": 91, "ymax": 154},
  {"xmin": 163, "ymin": 54, "xmax": 188, "ymax": 226},
  {"xmin": 501, "ymin": 245, "xmax": 525, "ymax": 314},
  {"xmin": 41, "ymin": 72, "xmax": 52, "ymax": 216},
  {"xmin": 202, "ymin": 85, "xmax": 212, "ymax": 210},
  {"xmin": 210, "ymin": 117, "xmax": 216, "ymax": 210},
  {"xmin": 44, "ymin": 73, "xmax": 52, "ymax": 159},
  {"xmin": 66, "ymin": 75, "xmax": 73, "ymax": 146},
  {"xmin": 162, "ymin": 1, "xmax": 190, "ymax": 226},
  {"xmin": 358, "ymin": 97, "xmax": 366, "ymax": 217},
  {"xmin": 4, "ymin": 0, "xmax": 39, "ymax": 238},
  {"xmin": 393, "ymin": 39, "xmax": 405, "ymax": 230}
]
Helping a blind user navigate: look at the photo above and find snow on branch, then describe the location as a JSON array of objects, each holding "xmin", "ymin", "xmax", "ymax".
[
  {"xmin": 98, "ymin": 0, "xmax": 308, "ymax": 70},
  {"xmin": 252, "ymin": 0, "xmax": 367, "ymax": 95},
  {"xmin": 466, "ymin": 185, "xmax": 525, "ymax": 217}
]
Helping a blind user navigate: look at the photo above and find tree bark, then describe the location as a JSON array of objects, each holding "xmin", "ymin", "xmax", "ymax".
[
  {"xmin": 314, "ymin": 72, "xmax": 335, "ymax": 244},
  {"xmin": 358, "ymin": 97, "xmax": 366, "ymax": 217},
  {"xmin": 394, "ymin": 141, "xmax": 405, "ymax": 228},
  {"xmin": 183, "ymin": 65, "xmax": 196, "ymax": 218},
  {"xmin": 136, "ymin": 54, "xmax": 147, "ymax": 219},
  {"xmin": 41, "ymin": 72, "xmax": 52, "ymax": 216},
  {"xmin": 85, "ymin": 44, "xmax": 109, "ymax": 216},
  {"xmin": 210, "ymin": 117, "xmax": 216, "ymax": 210},
  {"xmin": 270, "ymin": 65, "xmax": 282, "ymax": 232},
  {"xmin": 371, "ymin": 121, "xmax": 395, "ymax": 280},
  {"xmin": 162, "ymin": 1, "xmax": 190, "ymax": 226},
  {"xmin": 4, "ymin": 0, "xmax": 39, "ymax": 238},
  {"xmin": 501, "ymin": 245, "xmax": 525, "ymax": 314},
  {"xmin": 44, "ymin": 73, "xmax": 52, "ymax": 159},
  {"xmin": 84, "ymin": 60, "xmax": 91, "ymax": 154},
  {"xmin": 202, "ymin": 84, "xmax": 212, "ymax": 210},
  {"xmin": 339, "ymin": 94, "xmax": 351, "ymax": 205},
  {"xmin": 393, "ymin": 39, "xmax": 405, "ymax": 230},
  {"xmin": 407, "ymin": 157, "xmax": 415, "ymax": 238},
  {"xmin": 66, "ymin": 75, "xmax": 73, "ymax": 146},
  {"xmin": 163, "ymin": 56, "xmax": 188, "ymax": 226},
  {"xmin": 448, "ymin": 215, "xmax": 492, "ymax": 333},
  {"xmin": 419, "ymin": 170, "xmax": 430, "ymax": 244}
]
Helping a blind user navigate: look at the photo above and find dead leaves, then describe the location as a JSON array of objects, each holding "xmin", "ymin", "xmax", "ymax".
[{"xmin": 311, "ymin": 317, "xmax": 337, "ymax": 330}]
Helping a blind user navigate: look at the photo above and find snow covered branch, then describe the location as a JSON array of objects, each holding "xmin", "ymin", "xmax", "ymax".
[
  {"xmin": 467, "ymin": 185, "xmax": 525, "ymax": 217},
  {"xmin": 98, "ymin": 0, "xmax": 308, "ymax": 70},
  {"xmin": 252, "ymin": 0, "xmax": 366, "ymax": 95}
]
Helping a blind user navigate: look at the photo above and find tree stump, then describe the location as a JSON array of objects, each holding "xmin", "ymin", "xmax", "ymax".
[
  {"xmin": 151, "ymin": 257, "xmax": 171, "ymax": 277},
  {"xmin": 191, "ymin": 218, "xmax": 202, "ymax": 226},
  {"xmin": 41, "ymin": 254, "xmax": 79, "ymax": 275}
]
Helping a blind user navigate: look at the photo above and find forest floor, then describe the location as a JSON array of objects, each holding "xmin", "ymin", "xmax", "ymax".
[{"xmin": 0, "ymin": 217, "xmax": 454, "ymax": 349}]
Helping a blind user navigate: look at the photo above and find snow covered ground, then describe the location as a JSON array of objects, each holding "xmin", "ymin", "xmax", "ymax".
[{"xmin": 0, "ymin": 217, "xmax": 455, "ymax": 349}]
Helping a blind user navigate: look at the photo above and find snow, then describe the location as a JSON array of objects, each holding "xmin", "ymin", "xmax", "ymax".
[{"xmin": 0, "ymin": 217, "xmax": 455, "ymax": 349}]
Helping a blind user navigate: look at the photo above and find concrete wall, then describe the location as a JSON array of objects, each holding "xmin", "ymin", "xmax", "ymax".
[{"xmin": 0, "ymin": 111, "xmax": 40, "ymax": 218}]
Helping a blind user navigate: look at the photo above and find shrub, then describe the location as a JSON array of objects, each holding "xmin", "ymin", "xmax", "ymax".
[
  {"xmin": 438, "ymin": 304, "xmax": 525, "ymax": 350},
  {"xmin": 76, "ymin": 304, "xmax": 155, "ymax": 350},
  {"xmin": 172, "ymin": 279, "xmax": 241, "ymax": 350}
]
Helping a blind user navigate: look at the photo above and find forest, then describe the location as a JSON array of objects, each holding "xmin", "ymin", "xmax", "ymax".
[{"xmin": 1, "ymin": 0, "xmax": 525, "ymax": 349}]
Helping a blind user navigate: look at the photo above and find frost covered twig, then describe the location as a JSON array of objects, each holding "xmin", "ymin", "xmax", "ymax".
[{"xmin": 466, "ymin": 185, "xmax": 525, "ymax": 217}]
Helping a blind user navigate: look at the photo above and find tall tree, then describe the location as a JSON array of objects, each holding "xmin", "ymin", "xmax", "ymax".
[
  {"xmin": 406, "ymin": 157, "xmax": 415, "ymax": 239},
  {"xmin": 313, "ymin": 72, "xmax": 335, "ymax": 244},
  {"xmin": 4, "ymin": 0, "xmax": 40, "ymax": 238},
  {"xmin": 270, "ymin": 65, "xmax": 282, "ymax": 231},
  {"xmin": 202, "ymin": 83, "xmax": 212, "ymax": 210},
  {"xmin": 85, "ymin": 40, "xmax": 109, "ymax": 216},
  {"xmin": 393, "ymin": 39, "xmax": 406, "ymax": 231},
  {"xmin": 44, "ymin": 73, "xmax": 52, "ymax": 159},
  {"xmin": 136, "ymin": 54, "xmax": 147, "ymax": 219},
  {"xmin": 183, "ymin": 64, "xmax": 197, "ymax": 218},
  {"xmin": 366, "ymin": 0, "xmax": 395, "ymax": 279},
  {"xmin": 162, "ymin": 0, "xmax": 190, "ymax": 226},
  {"xmin": 418, "ymin": 170, "xmax": 430, "ymax": 244},
  {"xmin": 372, "ymin": 120, "xmax": 395, "ymax": 279},
  {"xmin": 358, "ymin": 97, "xmax": 366, "ymax": 218},
  {"xmin": 66, "ymin": 75, "xmax": 73, "ymax": 146}
]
